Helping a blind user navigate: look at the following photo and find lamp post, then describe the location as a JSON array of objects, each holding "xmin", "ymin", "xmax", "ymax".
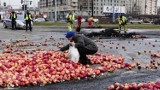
[
  {"xmin": 55, "ymin": 0, "xmax": 57, "ymax": 21},
  {"xmin": 145, "ymin": 0, "xmax": 147, "ymax": 14},
  {"xmin": 112, "ymin": 0, "xmax": 115, "ymax": 23},
  {"xmin": 91, "ymin": 0, "xmax": 94, "ymax": 17},
  {"xmin": 88, "ymin": 0, "xmax": 90, "ymax": 17}
]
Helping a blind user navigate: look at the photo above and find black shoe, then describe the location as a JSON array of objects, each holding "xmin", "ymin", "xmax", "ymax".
[
  {"xmin": 79, "ymin": 59, "xmax": 88, "ymax": 65},
  {"xmin": 86, "ymin": 59, "xmax": 92, "ymax": 65},
  {"xmin": 80, "ymin": 59, "xmax": 92, "ymax": 65}
]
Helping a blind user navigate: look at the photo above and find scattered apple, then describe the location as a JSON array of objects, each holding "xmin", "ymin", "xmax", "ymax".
[{"xmin": 107, "ymin": 81, "xmax": 160, "ymax": 90}]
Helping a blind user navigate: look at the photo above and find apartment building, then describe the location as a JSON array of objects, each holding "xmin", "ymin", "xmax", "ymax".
[
  {"xmin": 39, "ymin": 0, "xmax": 79, "ymax": 20},
  {"xmin": 39, "ymin": 0, "xmax": 158, "ymax": 20},
  {"xmin": 126, "ymin": 0, "xmax": 158, "ymax": 15},
  {"xmin": 93, "ymin": 0, "xmax": 127, "ymax": 16},
  {"xmin": 142, "ymin": 0, "xmax": 157, "ymax": 15}
]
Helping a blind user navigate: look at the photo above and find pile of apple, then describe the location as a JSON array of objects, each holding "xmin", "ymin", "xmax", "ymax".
[
  {"xmin": 2, "ymin": 48, "xmax": 45, "ymax": 54},
  {"xmin": 0, "ymin": 50, "xmax": 131, "ymax": 88},
  {"xmin": 151, "ymin": 53, "xmax": 160, "ymax": 58},
  {"xmin": 107, "ymin": 81, "xmax": 160, "ymax": 90},
  {"xmin": 88, "ymin": 54, "xmax": 134, "ymax": 72}
]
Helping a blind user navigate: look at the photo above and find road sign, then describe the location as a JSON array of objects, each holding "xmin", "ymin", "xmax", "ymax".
[{"xmin": 103, "ymin": 6, "xmax": 126, "ymax": 13}]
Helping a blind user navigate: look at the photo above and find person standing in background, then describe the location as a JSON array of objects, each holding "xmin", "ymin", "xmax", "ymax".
[
  {"xmin": 117, "ymin": 16, "xmax": 122, "ymax": 32},
  {"xmin": 24, "ymin": 10, "xmax": 33, "ymax": 32},
  {"xmin": 87, "ymin": 17, "xmax": 94, "ymax": 28},
  {"xmin": 66, "ymin": 11, "xmax": 75, "ymax": 31},
  {"xmin": 118, "ymin": 15, "xmax": 128, "ymax": 34},
  {"xmin": 77, "ymin": 15, "xmax": 82, "ymax": 28},
  {"xmin": 10, "ymin": 10, "xmax": 17, "ymax": 30},
  {"xmin": 76, "ymin": 13, "xmax": 82, "ymax": 32}
]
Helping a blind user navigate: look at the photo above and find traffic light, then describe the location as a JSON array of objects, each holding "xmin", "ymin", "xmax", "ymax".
[
  {"xmin": 30, "ymin": 1, "xmax": 32, "ymax": 5},
  {"xmin": 22, "ymin": 5, "xmax": 24, "ymax": 10},
  {"xmin": 25, "ymin": 5, "xmax": 27, "ymax": 10},
  {"xmin": 3, "ymin": 2, "xmax": 6, "ymax": 6},
  {"xmin": 22, "ymin": 5, "xmax": 27, "ymax": 10},
  {"xmin": 21, "ymin": 0, "xmax": 23, "ymax": 4}
]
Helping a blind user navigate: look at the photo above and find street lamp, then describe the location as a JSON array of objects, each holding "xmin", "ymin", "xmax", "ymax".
[
  {"xmin": 112, "ymin": 0, "xmax": 115, "ymax": 23},
  {"xmin": 88, "ymin": 0, "xmax": 94, "ymax": 17},
  {"xmin": 88, "ymin": 0, "xmax": 90, "ymax": 18},
  {"xmin": 91, "ymin": 0, "xmax": 94, "ymax": 17},
  {"xmin": 145, "ymin": 0, "xmax": 147, "ymax": 14},
  {"xmin": 55, "ymin": 0, "xmax": 57, "ymax": 21}
]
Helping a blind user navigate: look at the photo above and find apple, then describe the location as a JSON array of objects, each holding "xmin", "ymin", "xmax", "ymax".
[{"xmin": 137, "ymin": 51, "xmax": 141, "ymax": 55}]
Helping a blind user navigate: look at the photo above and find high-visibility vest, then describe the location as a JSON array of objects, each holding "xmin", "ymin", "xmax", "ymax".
[
  {"xmin": 118, "ymin": 18, "xmax": 122, "ymax": 24},
  {"xmin": 118, "ymin": 16, "xmax": 127, "ymax": 24},
  {"xmin": 11, "ymin": 13, "xmax": 16, "ymax": 19},
  {"xmin": 25, "ymin": 14, "xmax": 32, "ymax": 20},
  {"xmin": 66, "ymin": 14, "xmax": 75, "ymax": 21}
]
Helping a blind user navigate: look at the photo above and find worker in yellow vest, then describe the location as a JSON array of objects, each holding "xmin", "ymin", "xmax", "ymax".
[
  {"xmin": 87, "ymin": 17, "xmax": 94, "ymax": 28},
  {"xmin": 66, "ymin": 11, "xmax": 75, "ymax": 31},
  {"xmin": 118, "ymin": 15, "xmax": 128, "ymax": 34},
  {"xmin": 24, "ymin": 10, "xmax": 33, "ymax": 32},
  {"xmin": 10, "ymin": 10, "xmax": 17, "ymax": 30}
]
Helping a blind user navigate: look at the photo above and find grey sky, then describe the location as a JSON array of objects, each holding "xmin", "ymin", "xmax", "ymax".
[
  {"xmin": 1, "ymin": 0, "xmax": 160, "ymax": 9},
  {"xmin": 1, "ymin": 0, "xmax": 39, "ymax": 9}
]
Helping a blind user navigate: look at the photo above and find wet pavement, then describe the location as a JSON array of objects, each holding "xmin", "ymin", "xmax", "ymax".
[{"xmin": 0, "ymin": 23, "xmax": 160, "ymax": 90}]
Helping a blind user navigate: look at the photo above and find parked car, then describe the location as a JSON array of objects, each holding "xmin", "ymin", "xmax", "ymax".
[
  {"xmin": 3, "ymin": 14, "xmax": 33, "ymax": 29},
  {"xmin": 34, "ymin": 18, "xmax": 45, "ymax": 22},
  {"xmin": 152, "ymin": 19, "xmax": 160, "ymax": 24},
  {"xmin": 129, "ymin": 19, "xmax": 143, "ymax": 24}
]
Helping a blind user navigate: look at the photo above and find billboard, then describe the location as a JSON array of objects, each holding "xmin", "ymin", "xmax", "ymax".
[{"xmin": 103, "ymin": 6, "xmax": 126, "ymax": 13}]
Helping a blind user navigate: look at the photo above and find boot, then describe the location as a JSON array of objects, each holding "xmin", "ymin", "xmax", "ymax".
[{"xmin": 86, "ymin": 59, "xmax": 92, "ymax": 65}]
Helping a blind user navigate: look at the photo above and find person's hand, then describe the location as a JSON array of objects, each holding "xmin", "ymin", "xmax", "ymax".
[
  {"xmin": 69, "ymin": 42, "xmax": 73, "ymax": 46},
  {"xmin": 69, "ymin": 42, "xmax": 75, "ymax": 46}
]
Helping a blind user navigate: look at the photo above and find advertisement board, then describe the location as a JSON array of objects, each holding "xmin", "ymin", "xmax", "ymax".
[{"xmin": 103, "ymin": 6, "xmax": 126, "ymax": 13}]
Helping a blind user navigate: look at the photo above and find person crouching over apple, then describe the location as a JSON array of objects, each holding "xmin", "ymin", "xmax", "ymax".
[{"xmin": 60, "ymin": 31, "xmax": 98, "ymax": 65}]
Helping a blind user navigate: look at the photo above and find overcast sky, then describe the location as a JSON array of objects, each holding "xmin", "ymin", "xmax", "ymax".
[
  {"xmin": 1, "ymin": 0, "xmax": 160, "ymax": 9},
  {"xmin": 1, "ymin": 0, "xmax": 39, "ymax": 9}
]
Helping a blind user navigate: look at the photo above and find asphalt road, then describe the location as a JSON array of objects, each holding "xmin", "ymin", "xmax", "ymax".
[{"xmin": 0, "ymin": 23, "xmax": 160, "ymax": 90}]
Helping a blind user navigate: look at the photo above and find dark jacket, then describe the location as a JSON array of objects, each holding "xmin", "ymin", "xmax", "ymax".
[
  {"xmin": 60, "ymin": 34, "xmax": 98, "ymax": 51},
  {"xmin": 10, "ymin": 12, "xmax": 17, "ymax": 20},
  {"xmin": 24, "ymin": 13, "xmax": 32, "ymax": 21}
]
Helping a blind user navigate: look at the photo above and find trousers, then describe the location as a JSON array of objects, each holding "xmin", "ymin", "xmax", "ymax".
[
  {"xmin": 67, "ymin": 22, "xmax": 73, "ymax": 31},
  {"xmin": 26, "ymin": 20, "xmax": 32, "ymax": 31},
  {"xmin": 77, "ymin": 47, "xmax": 97, "ymax": 65},
  {"xmin": 11, "ymin": 19, "xmax": 16, "ymax": 30}
]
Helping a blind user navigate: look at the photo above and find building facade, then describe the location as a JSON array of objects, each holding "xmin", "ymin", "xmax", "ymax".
[
  {"xmin": 39, "ymin": 0, "xmax": 158, "ymax": 20},
  {"xmin": 126, "ymin": 0, "xmax": 158, "ymax": 15},
  {"xmin": 39, "ymin": 0, "xmax": 79, "ymax": 20},
  {"xmin": 142, "ymin": 0, "xmax": 157, "ymax": 15},
  {"xmin": 93, "ymin": 0, "xmax": 127, "ymax": 16}
]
